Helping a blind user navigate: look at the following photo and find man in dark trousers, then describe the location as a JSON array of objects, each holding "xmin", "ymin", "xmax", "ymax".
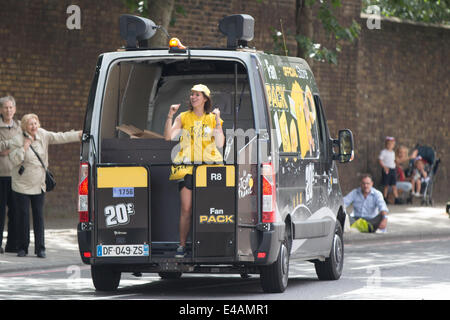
[{"xmin": 0, "ymin": 96, "xmax": 21, "ymax": 253}]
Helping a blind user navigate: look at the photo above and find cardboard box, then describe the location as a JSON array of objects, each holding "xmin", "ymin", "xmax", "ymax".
[{"xmin": 116, "ymin": 124, "xmax": 164, "ymax": 139}]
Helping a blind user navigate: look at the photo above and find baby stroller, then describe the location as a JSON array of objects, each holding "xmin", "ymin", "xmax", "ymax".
[{"xmin": 405, "ymin": 145, "xmax": 440, "ymax": 206}]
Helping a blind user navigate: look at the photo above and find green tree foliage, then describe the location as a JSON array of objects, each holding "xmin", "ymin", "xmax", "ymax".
[
  {"xmin": 122, "ymin": 0, "xmax": 448, "ymax": 64},
  {"xmin": 123, "ymin": 0, "xmax": 149, "ymax": 16},
  {"xmin": 362, "ymin": 0, "xmax": 450, "ymax": 24},
  {"xmin": 264, "ymin": 0, "xmax": 361, "ymax": 64},
  {"xmin": 122, "ymin": 0, "xmax": 186, "ymax": 46},
  {"xmin": 297, "ymin": 0, "xmax": 360, "ymax": 64},
  {"xmin": 122, "ymin": 0, "xmax": 186, "ymax": 26}
]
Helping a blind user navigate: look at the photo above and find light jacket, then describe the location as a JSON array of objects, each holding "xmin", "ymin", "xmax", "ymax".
[
  {"xmin": 3, "ymin": 128, "xmax": 80, "ymax": 195},
  {"xmin": 0, "ymin": 118, "xmax": 21, "ymax": 177}
]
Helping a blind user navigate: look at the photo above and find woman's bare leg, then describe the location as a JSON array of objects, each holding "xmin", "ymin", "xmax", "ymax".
[{"xmin": 179, "ymin": 187, "xmax": 192, "ymax": 247}]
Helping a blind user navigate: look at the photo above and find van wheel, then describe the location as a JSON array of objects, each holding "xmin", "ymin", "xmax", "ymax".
[
  {"xmin": 91, "ymin": 265, "xmax": 121, "ymax": 291},
  {"xmin": 260, "ymin": 237, "xmax": 290, "ymax": 293},
  {"xmin": 314, "ymin": 222, "xmax": 344, "ymax": 280},
  {"xmin": 158, "ymin": 272, "xmax": 182, "ymax": 279}
]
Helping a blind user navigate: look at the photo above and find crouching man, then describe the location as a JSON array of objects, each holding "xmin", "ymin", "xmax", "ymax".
[{"xmin": 344, "ymin": 174, "xmax": 388, "ymax": 233}]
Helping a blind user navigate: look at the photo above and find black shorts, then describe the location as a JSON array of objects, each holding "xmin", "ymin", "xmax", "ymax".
[
  {"xmin": 381, "ymin": 168, "xmax": 396, "ymax": 186},
  {"xmin": 178, "ymin": 174, "xmax": 193, "ymax": 191}
]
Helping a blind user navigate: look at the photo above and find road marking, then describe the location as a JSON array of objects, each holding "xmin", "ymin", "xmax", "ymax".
[
  {"xmin": 0, "ymin": 265, "xmax": 89, "ymax": 277},
  {"xmin": 351, "ymin": 255, "xmax": 450, "ymax": 270},
  {"xmin": 93, "ymin": 293, "xmax": 142, "ymax": 300},
  {"xmin": 346, "ymin": 236, "xmax": 450, "ymax": 248}
]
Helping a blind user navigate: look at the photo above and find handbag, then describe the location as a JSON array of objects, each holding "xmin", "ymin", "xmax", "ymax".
[
  {"xmin": 44, "ymin": 169, "xmax": 56, "ymax": 192},
  {"xmin": 29, "ymin": 145, "xmax": 56, "ymax": 192}
]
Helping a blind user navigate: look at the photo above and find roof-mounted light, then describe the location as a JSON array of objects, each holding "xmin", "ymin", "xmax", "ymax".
[
  {"xmin": 169, "ymin": 37, "xmax": 187, "ymax": 53},
  {"xmin": 218, "ymin": 14, "xmax": 254, "ymax": 49},
  {"xmin": 119, "ymin": 14, "xmax": 157, "ymax": 49}
]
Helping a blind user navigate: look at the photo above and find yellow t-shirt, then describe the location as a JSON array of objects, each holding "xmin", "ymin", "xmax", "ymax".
[{"xmin": 169, "ymin": 111, "xmax": 224, "ymax": 180}]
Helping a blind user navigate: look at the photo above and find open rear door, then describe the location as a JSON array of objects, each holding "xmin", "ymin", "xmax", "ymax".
[
  {"xmin": 194, "ymin": 165, "xmax": 236, "ymax": 259},
  {"xmin": 95, "ymin": 165, "xmax": 150, "ymax": 261}
]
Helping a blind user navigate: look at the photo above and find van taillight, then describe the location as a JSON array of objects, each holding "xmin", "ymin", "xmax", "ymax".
[
  {"xmin": 78, "ymin": 162, "xmax": 89, "ymax": 223},
  {"xmin": 262, "ymin": 163, "xmax": 276, "ymax": 223}
]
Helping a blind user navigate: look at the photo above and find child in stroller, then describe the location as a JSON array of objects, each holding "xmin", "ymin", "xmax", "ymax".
[
  {"xmin": 405, "ymin": 145, "xmax": 440, "ymax": 206},
  {"xmin": 395, "ymin": 145, "xmax": 413, "ymax": 203},
  {"xmin": 411, "ymin": 156, "xmax": 429, "ymax": 197}
]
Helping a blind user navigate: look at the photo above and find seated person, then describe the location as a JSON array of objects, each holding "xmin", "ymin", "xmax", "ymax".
[
  {"xmin": 395, "ymin": 145, "xmax": 412, "ymax": 195},
  {"xmin": 344, "ymin": 174, "xmax": 388, "ymax": 233},
  {"xmin": 411, "ymin": 156, "xmax": 429, "ymax": 197}
]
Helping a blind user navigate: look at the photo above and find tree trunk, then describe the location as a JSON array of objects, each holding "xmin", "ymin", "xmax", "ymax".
[
  {"xmin": 147, "ymin": 0, "xmax": 175, "ymax": 47},
  {"xmin": 296, "ymin": 0, "xmax": 314, "ymax": 61}
]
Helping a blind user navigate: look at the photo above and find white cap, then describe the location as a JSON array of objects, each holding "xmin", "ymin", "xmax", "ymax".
[{"xmin": 191, "ymin": 84, "xmax": 211, "ymax": 98}]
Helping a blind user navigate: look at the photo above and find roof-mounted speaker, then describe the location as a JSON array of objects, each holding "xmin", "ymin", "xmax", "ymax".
[
  {"xmin": 119, "ymin": 14, "xmax": 157, "ymax": 49},
  {"xmin": 218, "ymin": 14, "xmax": 254, "ymax": 49}
]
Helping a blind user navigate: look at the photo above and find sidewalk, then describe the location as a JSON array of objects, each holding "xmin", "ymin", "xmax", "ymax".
[
  {"xmin": 0, "ymin": 205, "xmax": 449, "ymax": 274},
  {"xmin": 343, "ymin": 204, "xmax": 450, "ymax": 243},
  {"xmin": 0, "ymin": 217, "xmax": 81, "ymax": 274}
]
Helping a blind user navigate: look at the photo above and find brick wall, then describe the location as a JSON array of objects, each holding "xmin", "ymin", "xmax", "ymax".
[
  {"xmin": 168, "ymin": 0, "xmax": 298, "ymax": 52},
  {"xmin": 0, "ymin": 0, "xmax": 126, "ymax": 217},
  {"xmin": 352, "ymin": 18, "xmax": 449, "ymax": 202},
  {"xmin": 0, "ymin": 0, "xmax": 448, "ymax": 218}
]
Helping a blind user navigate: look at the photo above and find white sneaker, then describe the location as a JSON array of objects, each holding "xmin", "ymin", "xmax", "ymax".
[
  {"xmin": 348, "ymin": 226, "xmax": 360, "ymax": 233},
  {"xmin": 175, "ymin": 245, "xmax": 186, "ymax": 258},
  {"xmin": 376, "ymin": 228, "xmax": 387, "ymax": 234}
]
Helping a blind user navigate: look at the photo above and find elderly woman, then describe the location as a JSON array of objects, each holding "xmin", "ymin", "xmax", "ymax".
[
  {"xmin": 3, "ymin": 113, "xmax": 81, "ymax": 258},
  {"xmin": 0, "ymin": 96, "xmax": 21, "ymax": 253},
  {"xmin": 164, "ymin": 84, "xmax": 224, "ymax": 258}
]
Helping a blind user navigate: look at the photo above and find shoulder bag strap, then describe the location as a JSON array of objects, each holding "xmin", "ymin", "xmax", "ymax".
[{"xmin": 29, "ymin": 145, "xmax": 47, "ymax": 170}]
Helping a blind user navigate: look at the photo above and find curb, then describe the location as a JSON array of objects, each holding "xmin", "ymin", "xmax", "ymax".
[{"xmin": 344, "ymin": 229, "xmax": 450, "ymax": 245}]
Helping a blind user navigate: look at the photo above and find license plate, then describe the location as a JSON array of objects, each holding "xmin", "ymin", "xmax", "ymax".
[{"xmin": 96, "ymin": 244, "xmax": 149, "ymax": 257}]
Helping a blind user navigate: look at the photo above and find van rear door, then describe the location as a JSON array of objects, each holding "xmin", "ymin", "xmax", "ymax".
[
  {"xmin": 193, "ymin": 165, "xmax": 236, "ymax": 259},
  {"xmin": 94, "ymin": 165, "xmax": 150, "ymax": 261}
]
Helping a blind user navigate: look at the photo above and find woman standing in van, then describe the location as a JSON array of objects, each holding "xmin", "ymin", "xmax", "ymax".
[
  {"xmin": 4, "ymin": 113, "xmax": 81, "ymax": 258},
  {"xmin": 164, "ymin": 84, "xmax": 224, "ymax": 258}
]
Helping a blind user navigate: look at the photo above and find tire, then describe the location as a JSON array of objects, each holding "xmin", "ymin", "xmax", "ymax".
[
  {"xmin": 91, "ymin": 265, "xmax": 121, "ymax": 291},
  {"xmin": 158, "ymin": 272, "xmax": 182, "ymax": 279},
  {"xmin": 260, "ymin": 236, "xmax": 290, "ymax": 293},
  {"xmin": 315, "ymin": 222, "xmax": 344, "ymax": 281}
]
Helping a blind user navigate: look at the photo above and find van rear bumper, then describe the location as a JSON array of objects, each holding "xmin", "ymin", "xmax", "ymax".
[
  {"xmin": 253, "ymin": 222, "xmax": 284, "ymax": 265},
  {"xmin": 77, "ymin": 223, "xmax": 285, "ymax": 268},
  {"xmin": 77, "ymin": 223, "xmax": 92, "ymax": 264}
]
